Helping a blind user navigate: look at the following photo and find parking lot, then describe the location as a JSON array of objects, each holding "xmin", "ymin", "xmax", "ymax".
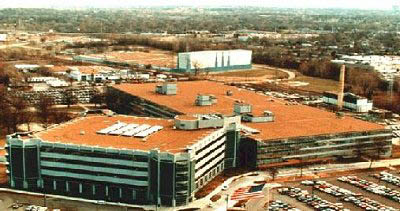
[{"xmin": 274, "ymin": 170, "xmax": 400, "ymax": 211}]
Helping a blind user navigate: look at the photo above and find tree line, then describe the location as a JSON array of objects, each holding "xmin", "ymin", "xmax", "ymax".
[
  {"xmin": 66, "ymin": 34, "xmax": 243, "ymax": 53},
  {"xmin": 2, "ymin": 8, "xmax": 400, "ymax": 33},
  {"xmin": 0, "ymin": 87, "xmax": 76, "ymax": 135}
]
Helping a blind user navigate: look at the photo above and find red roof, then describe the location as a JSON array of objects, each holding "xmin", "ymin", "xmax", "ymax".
[{"xmin": 36, "ymin": 115, "xmax": 216, "ymax": 154}]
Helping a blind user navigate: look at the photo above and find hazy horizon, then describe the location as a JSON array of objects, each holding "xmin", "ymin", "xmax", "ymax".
[{"xmin": 0, "ymin": 0, "xmax": 399, "ymax": 10}]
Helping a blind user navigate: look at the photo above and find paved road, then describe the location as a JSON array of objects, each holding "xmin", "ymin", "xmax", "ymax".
[
  {"xmin": 210, "ymin": 64, "xmax": 296, "ymax": 84},
  {"xmin": 0, "ymin": 43, "xmax": 27, "ymax": 49},
  {"xmin": 275, "ymin": 158, "xmax": 400, "ymax": 178},
  {"xmin": 253, "ymin": 64, "xmax": 296, "ymax": 80},
  {"xmin": 0, "ymin": 43, "xmax": 42, "ymax": 50}
]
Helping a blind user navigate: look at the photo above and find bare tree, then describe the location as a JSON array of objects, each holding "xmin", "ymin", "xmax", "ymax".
[
  {"xmin": 269, "ymin": 168, "xmax": 278, "ymax": 181},
  {"xmin": 368, "ymin": 141, "xmax": 385, "ymax": 169},
  {"xmin": 62, "ymin": 89, "xmax": 78, "ymax": 108},
  {"xmin": 192, "ymin": 60, "xmax": 203, "ymax": 76},
  {"xmin": 0, "ymin": 87, "xmax": 31, "ymax": 133},
  {"xmin": 0, "ymin": 90, "xmax": 13, "ymax": 133},
  {"xmin": 52, "ymin": 111, "xmax": 71, "ymax": 124},
  {"xmin": 297, "ymin": 159, "xmax": 306, "ymax": 177},
  {"xmin": 36, "ymin": 94, "xmax": 55, "ymax": 128},
  {"xmin": 91, "ymin": 91, "xmax": 105, "ymax": 108}
]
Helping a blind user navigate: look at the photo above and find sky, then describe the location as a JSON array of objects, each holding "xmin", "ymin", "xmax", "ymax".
[{"xmin": 0, "ymin": 0, "xmax": 399, "ymax": 10}]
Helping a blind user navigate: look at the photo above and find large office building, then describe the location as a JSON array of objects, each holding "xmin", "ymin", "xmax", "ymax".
[
  {"xmin": 6, "ymin": 115, "xmax": 241, "ymax": 206},
  {"xmin": 176, "ymin": 49, "xmax": 252, "ymax": 72},
  {"xmin": 109, "ymin": 81, "xmax": 393, "ymax": 168},
  {"xmin": 6, "ymin": 80, "xmax": 393, "ymax": 207}
]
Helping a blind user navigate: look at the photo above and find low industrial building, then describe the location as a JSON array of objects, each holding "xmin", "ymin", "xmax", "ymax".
[
  {"xmin": 6, "ymin": 115, "xmax": 241, "ymax": 207},
  {"xmin": 322, "ymin": 92, "xmax": 373, "ymax": 113},
  {"xmin": 177, "ymin": 49, "xmax": 252, "ymax": 72},
  {"xmin": 14, "ymin": 87, "xmax": 95, "ymax": 105},
  {"xmin": 27, "ymin": 77, "xmax": 69, "ymax": 88},
  {"xmin": 14, "ymin": 64, "xmax": 41, "ymax": 73},
  {"xmin": 68, "ymin": 66, "xmax": 120, "ymax": 82}
]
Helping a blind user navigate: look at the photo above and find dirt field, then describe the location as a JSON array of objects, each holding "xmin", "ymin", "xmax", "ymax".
[
  {"xmin": 210, "ymin": 66, "xmax": 289, "ymax": 84},
  {"xmin": 213, "ymin": 67, "xmax": 288, "ymax": 78},
  {"xmin": 89, "ymin": 49, "xmax": 177, "ymax": 68},
  {"xmin": 289, "ymin": 74, "xmax": 340, "ymax": 93},
  {"xmin": 212, "ymin": 66, "xmax": 339, "ymax": 94}
]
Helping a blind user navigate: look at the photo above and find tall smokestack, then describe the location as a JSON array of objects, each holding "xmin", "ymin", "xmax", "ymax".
[{"xmin": 337, "ymin": 65, "xmax": 346, "ymax": 110}]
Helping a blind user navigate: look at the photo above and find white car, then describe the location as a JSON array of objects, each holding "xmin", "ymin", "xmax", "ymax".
[
  {"xmin": 301, "ymin": 180, "xmax": 314, "ymax": 185},
  {"xmin": 312, "ymin": 167, "xmax": 326, "ymax": 171},
  {"xmin": 222, "ymin": 185, "xmax": 229, "ymax": 190}
]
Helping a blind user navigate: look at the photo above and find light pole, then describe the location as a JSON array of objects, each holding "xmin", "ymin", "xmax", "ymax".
[
  {"xmin": 226, "ymin": 194, "xmax": 229, "ymax": 210},
  {"xmin": 312, "ymin": 168, "xmax": 320, "ymax": 196},
  {"xmin": 266, "ymin": 186, "xmax": 270, "ymax": 210}
]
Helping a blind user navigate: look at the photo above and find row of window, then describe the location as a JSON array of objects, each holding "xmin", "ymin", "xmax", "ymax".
[
  {"xmin": 195, "ymin": 161, "xmax": 223, "ymax": 188},
  {"xmin": 195, "ymin": 134, "xmax": 225, "ymax": 156},
  {"xmin": 260, "ymin": 133, "xmax": 390, "ymax": 147},
  {"xmin": 41, "ymin": 176, "xmax": 147, "ymax": 190},
  {"xmin": 195, "ymin": 151, "xmax": 225, "ymax": 181},
  {"xmin": 258, "ymin": 141, "xmax": 391, "ymax": 157},
  {"xmin": 41, "ymin": 157, "xmax": 148, "ymax": 171},
  {"xmin": 41, "ymin": 166, "xmax": 148, "ymax": 181},
  {"xmin": 41, "ymin": 146, "xmax": 148, "ymax": 162},
  {"xmin": 195, "ymin": 140, "xmax": 226, "ymax": 169}
]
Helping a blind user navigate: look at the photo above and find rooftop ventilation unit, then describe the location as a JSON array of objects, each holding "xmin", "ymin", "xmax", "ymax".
[
  {"xmin": 336, "ymin": 112, "xmax": 345, "ymax": 119},
  {"xmin": 155, "ymin": 83, "xmax": 177, "ymax": 95},
  {"xmin": 195, "ymin": 94, "xmax": 217, "ymax": 106},
  {"xmin": 234, "ymin": 103, "xmax": 274, "ymax": 123},
  {"xmin": 264, "ymin": 110, "xmax": 274, "ymax": 117},
  {"xmin": 174, "ymin": 114, "xmax": 228, "ymax": 130},
  {"xmin": 234, "ymin": 102, "xmax": 252, "ymax": 114}
]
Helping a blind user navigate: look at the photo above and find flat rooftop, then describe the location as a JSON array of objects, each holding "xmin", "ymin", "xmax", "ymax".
[
  {"xmin": 36, "ymin": 115, "xmax": 216, "ymax": 154},
  {"xmin": 113, "ymin": 81, "xmax": 384, "ymax": 140},
  {"xmin": 69, "ymin": 66, "xmax": 116, "ymax": 74}
]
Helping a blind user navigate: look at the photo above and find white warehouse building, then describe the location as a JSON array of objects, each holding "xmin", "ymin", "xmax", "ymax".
[
  {"xmin": 177, "ymin": 49, "xmax": 252, "ymax": 72},
  {"xmin": 323, "ymin": 92, "xmax": 373, "ymax": 113}
]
